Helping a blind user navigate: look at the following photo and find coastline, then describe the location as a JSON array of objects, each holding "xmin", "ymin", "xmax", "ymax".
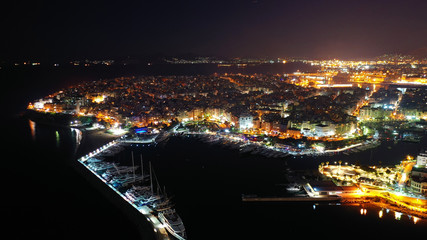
[{"xmin": 24, "ymin": 109, "xmax": 75, "ymax": 128}]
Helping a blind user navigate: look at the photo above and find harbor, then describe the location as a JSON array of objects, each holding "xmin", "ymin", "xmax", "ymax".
[{"xmin": 8, "ymin": 117, "xmax": 427, "ymax": 239}]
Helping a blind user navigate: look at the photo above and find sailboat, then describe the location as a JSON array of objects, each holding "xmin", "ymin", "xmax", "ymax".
[
  {"xmin": 148, "ymin": 161, "xmax": 187, "ymax": 240},
  {"xmin": 158, "ymin": 208, "xmax": 187, "ymax": 240}
]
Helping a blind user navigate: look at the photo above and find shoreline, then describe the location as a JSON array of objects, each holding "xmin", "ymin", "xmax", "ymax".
[
  {"xmin": 179, "ymin": 131, "xmax": 381, "ymax": 158},
  {"xmin": 25, "ymin": 109, "xmax": 419, "ymax": 159},
  {"xmin": 242, "ymin": 194, "xmax": 427, "ymax": 220}
]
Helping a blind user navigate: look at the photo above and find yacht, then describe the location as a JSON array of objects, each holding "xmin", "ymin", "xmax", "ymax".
[{"xmin": 158, "ymin": 208, "xmax": 187, "ymax": 240}]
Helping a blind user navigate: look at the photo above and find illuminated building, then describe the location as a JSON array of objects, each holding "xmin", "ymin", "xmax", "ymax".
[
  {"xmin": 304, "ymin": 181, "xmax": 360, "ymax": 197},
  {"xmin": 416, "ymin": 151, "xmax": 427, "ymax": 167},
  {"xmin": 239, "ymin": 114, "xmax": 253, "ymax": 130},
  {"xmin": 33, "ymin": 98, "xmax": 53, "ymax": 109},
  {"xmin": 410, "ymin": 167, "xmax": 427, "ymax": 195},
  {"xmin": 400, "ymin": 108, "xmax": 423, "ymax": 120},
  {"xmin": 313, "ymin": 123, "xmax": 335, "ymax": 137},
  {"xmin": 358, "ymin": 105, "xmax": 392, "ymax": 120}
]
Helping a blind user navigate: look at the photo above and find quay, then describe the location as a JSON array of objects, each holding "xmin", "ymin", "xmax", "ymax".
[
  {"xmin": 242, "ymin": 196, "xmax": 341, "ymax": 202},
  {"xmin": 242, "ymin": 195, "xmax": 369, "ymax": 203}
]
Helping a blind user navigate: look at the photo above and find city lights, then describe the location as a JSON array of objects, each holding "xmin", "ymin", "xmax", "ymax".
[{"xmin": 7, "ymin": 1, "xmax": 427, "ymax": 238}]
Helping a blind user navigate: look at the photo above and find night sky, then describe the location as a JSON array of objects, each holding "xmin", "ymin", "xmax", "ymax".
[{"xmin": 2, "ymin": 0, "xmax": 427, "ymax": 60}]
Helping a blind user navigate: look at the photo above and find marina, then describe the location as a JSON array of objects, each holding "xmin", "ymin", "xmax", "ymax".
[{"xmin": 78, "ymin": 140, "xmax": 187, "ymax": 240}]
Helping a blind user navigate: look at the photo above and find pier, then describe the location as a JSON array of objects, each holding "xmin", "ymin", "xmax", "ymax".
[
  {"xmin": 77, "ymin": 140, "xmax": 177, "ymax": 240},
  {"xmin": 241, "ymin": 195, "xmax": 372, "ymax": 206},
  {"xmin": 242, "ymin": 196, "xmax": 342, "ymax": 202}
]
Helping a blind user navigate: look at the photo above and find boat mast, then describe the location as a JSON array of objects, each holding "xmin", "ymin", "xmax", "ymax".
[
  {"xmin": 143, "ymin": 154, "xmax": 144, "ymax": 180},
  {"xmin": 149, "ymin": 161, "xmax": 153, "ymax": 195},
  {"xmin": 131, "ymin": 151, "xmax": 135, "ymax": 181},
  {"xmin": 154, "ymin": 169, "xmax": 161, "ymax": 196}
]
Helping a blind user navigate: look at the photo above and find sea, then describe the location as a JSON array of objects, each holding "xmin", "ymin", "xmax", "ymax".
[{"xmin": 2, "ymin": 63, "xmax": 427, "ymax": 239}]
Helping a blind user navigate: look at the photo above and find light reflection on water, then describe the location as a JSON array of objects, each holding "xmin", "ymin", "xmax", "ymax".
[
  {"xmin": 359, "ymin": 206, "xmax": 425, "ymax": 225},
  {"xmin": 28, "ymin": 119, "xmax": 83, "ymax": 156},
  {"xmin": 29, "ymin": 119, "xmax": 36, "ymax": 140}
]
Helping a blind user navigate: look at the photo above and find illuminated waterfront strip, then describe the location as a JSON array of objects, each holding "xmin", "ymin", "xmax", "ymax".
[
  {"xmin": 182, "ymin": 131, "xmax": 374, "ymax": 156},
  {"xmin": 323, "ymin": 142, "xmax": 363, "ymax": 153},
  {"xmin": 319, "ymin": 164, "xmax": 427, "ymax": 217}
]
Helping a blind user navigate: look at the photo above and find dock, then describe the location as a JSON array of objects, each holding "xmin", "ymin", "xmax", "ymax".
[{"xmin": 241, "ymin": 195, "xmax": 371, "ymax": 205}]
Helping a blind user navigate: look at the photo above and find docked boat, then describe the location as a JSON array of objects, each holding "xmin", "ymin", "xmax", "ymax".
[
  {"xmin": 158, "ymin": 208, "xmax": 187, "ymax": 240},
  {"xmin": 85, "ymin": 157, "xmax": 103, "ymax": 163},
  {"xmin": 81, "ymin": 146, "xmax": 187, "ymax": 240},
  {"xmin": 109, "ymin": 173, "xmax": 145, "ymax": 188},
  {"xmin": 124, "ymin": 185, "xmax": 161, "ymax": 205},
  {"xmin": 87, "ymin": 161, "xmax": 115, "ymax": 171},
  {"xmin": 285, "ymin": 183, "xmax": 301, "ymax": 191},
  {"xmin": 101, "ymin": 165, "xmax": 139, "ymax": 182}
]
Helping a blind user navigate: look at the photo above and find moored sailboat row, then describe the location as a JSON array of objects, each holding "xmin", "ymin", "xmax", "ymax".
[{"xmin": 78, "ymin": 141, "xmax": 187, "ymax": 240}]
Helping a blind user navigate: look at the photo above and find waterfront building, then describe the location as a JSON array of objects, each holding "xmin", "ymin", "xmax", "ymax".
[
  {"xmin": 176, "ymin": 109, "xmax": 192, "ymax": 122},
  {"xmin": 410, "ymin": 167, "xmax": 427, "ymax": 195},
  {"xmin": 205, "ymin": 107, "xmax": 231, "ymax": 122},
  {"xmin": 259, "ymin": 113, "xmax": 282, "ymax": 132},
  {"xmin": 252, "ymin": 117, "xmax": 260, "ymax": 129},
  {"xmin": 416, "ymin": 151, "xmax": 427, "ymax": 167},
  {"xmin": 239, "ymin": 114, "xmax": 253, "ymax": 130},
  {"xmin": 191, "ymin": 108, "xmax": 204, "ymax": 120},
  {"xmin": 359, "ymin": 105, "xmax": 392, "ymax": 120},
  {"xmin": 304, "ymin": 181, "xmax": 360, "ymax": 197},
  {"xmin": 400, "ymin": 108, "xmax": 423, "ymax": 120},
  {"xmin": 286, "ymin": 128, "xmax": 302, "ymax": 138},
  {"xmin": 32, "ymin": 98, "xmax": 53, "ymax": 109},
  {"xmin": 410, "ymin": 180, "xmax": 427, "ymax": 195},
  {"xmin": 314, "ymin": 123, "xmax": 335, "ymax": 137},
  {"xmin": 334, "ymin": 120, "xmax": 357, "ymax": 136}
]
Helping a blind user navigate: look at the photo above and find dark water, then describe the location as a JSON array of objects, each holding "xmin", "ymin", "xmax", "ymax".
[
  {"xmin": 136, "ymin": 136, "xmax": 427, "ymax": 239},
  {"xmin": 2, "ymin": 63, "xmax": 427, "ymax": 239},
  {"xmin": 2, "ymin": 118, "xmax": 154, "ymax": 240}
]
